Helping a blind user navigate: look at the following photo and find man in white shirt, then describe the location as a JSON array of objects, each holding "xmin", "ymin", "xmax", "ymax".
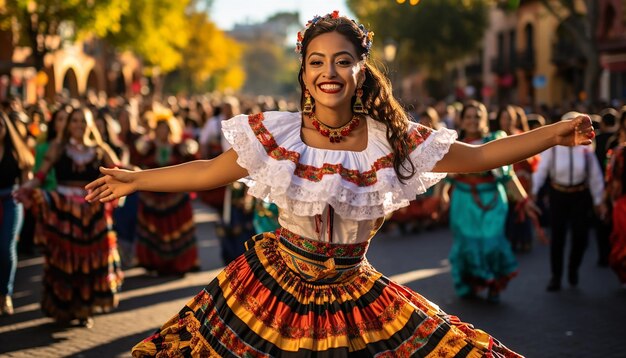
[
  {"xmin": 532, "ymin": 112, "xmax": 608, "ymax": 292},
  {"xmin": 199, "ymin": 97, "xmax": 239, "ymax": 159}
]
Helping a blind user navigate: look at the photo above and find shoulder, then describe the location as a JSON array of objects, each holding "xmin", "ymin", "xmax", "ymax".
[
  {"xmin": 224, "ymin": 111, "xmax": 300, "ymax": 127},
  {"xmin": 222, "ymin": 111, "xmax": 302, "ymax": 147}
]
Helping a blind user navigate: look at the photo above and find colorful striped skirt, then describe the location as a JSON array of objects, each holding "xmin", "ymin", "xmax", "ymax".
[
  {"xmin": 131, "ymin": 228, "xmax": 521, "ymax": 357},
  {"xmin": 136, "ymin": 192, "xmax": 199, "ymax": 275},
  {"xmin": 33, "ymin": 187, "xmax": 123, "ymax": 322}
]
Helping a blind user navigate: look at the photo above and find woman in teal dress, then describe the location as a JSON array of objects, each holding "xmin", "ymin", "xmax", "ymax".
[{"xmin": 443, "ymin": 100, "xmax": 536, "ymax": 302}]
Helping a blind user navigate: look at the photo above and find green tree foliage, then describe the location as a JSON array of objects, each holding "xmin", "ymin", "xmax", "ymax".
[
  {"xmin": 178, "ymin": 11, "xmax": 245, "ymax": 92},
  {"xmin": 105, "ymin": 0, "xmax": 191, "ymax": 73},
  {"xmin": 347, "ymin": 0, "xmax": 490, "ymax": 76},
  {"xmin": 1, "ymin": 0, "xmax": 129, "ymax": 69},
  {"xmin": 238, "ymin": 11, "xmax": 301, "ymax": 96},
  {"xmin": 242, "ymin": 41, "xmax": 293, "ymax": 95}
]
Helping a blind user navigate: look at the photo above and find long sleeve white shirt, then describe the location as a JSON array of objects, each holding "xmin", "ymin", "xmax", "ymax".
[{"xmin": 531, "ymin": 145, "xmax": 605, "ymax": 205}]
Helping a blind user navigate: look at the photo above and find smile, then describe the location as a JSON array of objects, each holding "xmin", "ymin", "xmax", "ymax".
[{"xmin": 318, "ymin": 83, "xmax": 343, "ymax": 93}]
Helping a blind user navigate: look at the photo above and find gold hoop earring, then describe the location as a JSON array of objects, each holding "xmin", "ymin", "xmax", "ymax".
[
  {"xmin": 303, "ymin": 89, "xmax": 314, "ymax": 114},
  {"xmin": 353, "ymin": 88, "xmax": 367, "ymax": 114}
]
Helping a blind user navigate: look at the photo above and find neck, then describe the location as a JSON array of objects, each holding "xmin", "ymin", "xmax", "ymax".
[{"xmin": 312, "ymin": 108, "xmax": 354, "ymax": 127}]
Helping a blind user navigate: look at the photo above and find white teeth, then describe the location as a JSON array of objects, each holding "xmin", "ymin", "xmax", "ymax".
[{"xmin": 319, "ymin": 84, "xmax": 342, "ymax": 91}]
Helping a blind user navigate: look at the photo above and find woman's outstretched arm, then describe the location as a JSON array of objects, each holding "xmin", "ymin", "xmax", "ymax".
[
  {"xmin": 85, "ymin": 148, "xmax": 248, "ymax": 203},
  {"xmin": 433, "ymin": 115, "xmax": 594, "ymax": 174}
]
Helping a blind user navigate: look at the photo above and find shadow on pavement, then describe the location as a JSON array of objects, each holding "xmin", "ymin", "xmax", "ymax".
[
  {"xmin": 67, "ymin": 330, "xmax": 154, "ymax": 358},
  {"xmin": 0, "ymin": 321, "xmax": 69, "ymax": 354}
]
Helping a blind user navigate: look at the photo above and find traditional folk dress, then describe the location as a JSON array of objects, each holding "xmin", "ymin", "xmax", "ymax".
[
  {"xmin": 135, "ymin": 138, "xmax": 200, "ymax": 275},
  {"xmin": 132, "ymin": 112, "xmax": 522, "ymax": 357},
  {"xmin": 33, "ymin": 146, "xmax": 123, "ymax": 322},
  {"xmin": 446, "ymin": 132, "xmax": 518, "ymax": 299},
  {"xmin": 606, "ymin": 145, "xmax": 626, "ymax": 284}
]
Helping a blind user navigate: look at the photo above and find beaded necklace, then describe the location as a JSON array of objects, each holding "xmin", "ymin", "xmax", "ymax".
[{"xmin": 310, "ymin": 113, "xmax": 360, "ymax": 143}]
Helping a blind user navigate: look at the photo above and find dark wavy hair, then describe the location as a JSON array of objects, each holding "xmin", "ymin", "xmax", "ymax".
[{"xmin": 297, "ymin": 16, "xmax": 415, "ymax": 182}]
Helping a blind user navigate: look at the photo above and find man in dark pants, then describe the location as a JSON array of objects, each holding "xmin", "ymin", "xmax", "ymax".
[{"xmin": 532, "ymin": 112, "xmax": 607, "ymax": 291}]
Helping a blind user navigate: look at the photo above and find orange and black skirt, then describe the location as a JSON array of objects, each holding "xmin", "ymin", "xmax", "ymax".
[
  {"xmin": 136, "ymin": 192, "xmax": 199, "ymax": 275},
  {"xmin": 33, "ymin": 188, "xmax": 123, "ymax": 322},
  {"xmin": 132, "ymin": 229, "xmax": 522, "ymax": 357}
]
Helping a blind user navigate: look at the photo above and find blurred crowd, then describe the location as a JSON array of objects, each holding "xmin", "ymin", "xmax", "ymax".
[{"xmin": 0, "ymin": 92, "xmax": 293, "ymax": 327}]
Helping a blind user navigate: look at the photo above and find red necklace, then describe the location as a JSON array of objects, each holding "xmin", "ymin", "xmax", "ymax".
[{"xmin": 310, "ymin": 113, "xmax": 361, "ymax": 143}]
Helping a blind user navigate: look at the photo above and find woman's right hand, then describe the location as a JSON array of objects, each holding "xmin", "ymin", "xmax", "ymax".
[{"xmin": 85, "ymin": 167, "xmax": 138, "ymax": 203}]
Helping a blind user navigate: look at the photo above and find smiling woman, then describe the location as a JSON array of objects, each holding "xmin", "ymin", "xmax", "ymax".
[{"xmin": 84, "ymin": 10, "xmax": 594, "ymax": 358}]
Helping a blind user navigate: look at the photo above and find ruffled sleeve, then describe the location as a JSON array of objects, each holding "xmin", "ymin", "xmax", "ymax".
[
  {"xmin": 222, "ymin": 111, "xmax": 457, "ymax": 220},
  {"xmin": 400, "ymin": 120, "xmax": 458, "ymax": 197}
]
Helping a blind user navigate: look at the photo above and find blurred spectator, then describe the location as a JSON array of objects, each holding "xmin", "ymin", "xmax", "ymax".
[
  {"xmin": 532, "ymin": 111, "xmax": 607, "ymax": 292},
  {"xmin": 0, "ymin": 111, "xmax": 34, "ymax": 316}
]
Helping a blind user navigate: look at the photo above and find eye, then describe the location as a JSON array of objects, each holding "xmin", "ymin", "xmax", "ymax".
[
  {"xmin": 308, "ymin": 59, "xmax": 323, "ymax": 66},
  {"xmin": 337, "ymin": 58, "xmax": 353, "ymax": 66}
]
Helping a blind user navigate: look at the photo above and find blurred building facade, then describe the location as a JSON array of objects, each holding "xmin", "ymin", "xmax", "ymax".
[
  {"xmin": 598, "ymin": 0, "xmax": 626, "ymax": 102},
  {"xmin": 464, "ymin": 0, "xmax": 625, "ymax": 109},
  {"xmin": 0, "ymin": 19, "xmax": 142, "ymax": 104}
]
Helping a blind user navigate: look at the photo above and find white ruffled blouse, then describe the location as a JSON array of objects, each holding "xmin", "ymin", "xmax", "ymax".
[{"xmin": 222, "ymin": 111, "xmax": 457, "ymax": 244}]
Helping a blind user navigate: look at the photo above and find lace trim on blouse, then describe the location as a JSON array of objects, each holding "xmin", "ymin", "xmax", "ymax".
[{"xmin": 222, "ymin": 111, "xmax": 456, "ymax": 221}]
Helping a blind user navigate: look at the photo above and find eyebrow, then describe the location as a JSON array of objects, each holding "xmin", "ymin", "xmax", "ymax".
[{"xmin": 307, "ymin": 51, "xmax": 356, "ymax": 60}]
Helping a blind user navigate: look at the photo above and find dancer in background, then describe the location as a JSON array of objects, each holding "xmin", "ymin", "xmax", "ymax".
[
  {"xmin": 443, "ymin": 100, "xmax": 536, "ymax": 302},
  {"xmin": 15, "ymin": 106, "xmax": 123, "ymax": 328},
  {"xmin": 134, "ymin": 110, "xmax": 200, "ymax": 275}
]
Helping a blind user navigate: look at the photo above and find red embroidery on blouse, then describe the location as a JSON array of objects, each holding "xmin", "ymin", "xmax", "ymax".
[{"xmin": 247, "ymin": 113, "xmax": 432, "ymax": 187}]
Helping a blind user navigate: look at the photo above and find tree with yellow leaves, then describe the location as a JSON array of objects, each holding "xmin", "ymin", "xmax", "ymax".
[
  {"xmin": 1, "ymin": 0, "xmax": 129, "ymax": 70},
  {"xmin": 177, "ymin": 11, "xmax": 245, "ymax": 92},
  {"xmin": 105, "ymin": 0, "xmax": 191, "ymax": 74}
]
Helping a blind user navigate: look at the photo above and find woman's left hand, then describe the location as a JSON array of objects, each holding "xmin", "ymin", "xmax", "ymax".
[{"xmin": 554, "ymin": 114, "xmax": 595, "ymax": 146}]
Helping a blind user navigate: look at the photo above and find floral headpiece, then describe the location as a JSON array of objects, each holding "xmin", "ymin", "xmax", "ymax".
[{"xmin": 295, "ymin": 10, "xmax": 375, "ymax": 59}]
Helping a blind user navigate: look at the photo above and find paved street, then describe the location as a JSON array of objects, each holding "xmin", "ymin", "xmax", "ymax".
[{"xmin": 1, "ymin": 201, "xmax": 624, "ymax": 358}]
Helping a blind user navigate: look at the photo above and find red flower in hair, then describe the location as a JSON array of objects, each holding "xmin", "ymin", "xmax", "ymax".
[{"xmin": 331, "ymin": 10, "xmax": 340, "ymax": 18}]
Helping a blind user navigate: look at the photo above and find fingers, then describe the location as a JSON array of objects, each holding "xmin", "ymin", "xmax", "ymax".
[
  {"xmin": 85, "ymin": 176, "xmax": 106, "ymax": 190},
  {"xmin": 85, "ymin": 182, "xmax": 110, "ymax": 202},
  {"xmin": 573, "ymin": 115, "xmax": 594, "ymax": 146},
  {"xmin": 101, "ymin": 192, "xmax": 118, "ymax": 203}
]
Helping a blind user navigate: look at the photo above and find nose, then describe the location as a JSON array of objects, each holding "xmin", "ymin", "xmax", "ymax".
[{"xmin": 323, "ymin": 62, "xmax": 337, "ymax": 78}]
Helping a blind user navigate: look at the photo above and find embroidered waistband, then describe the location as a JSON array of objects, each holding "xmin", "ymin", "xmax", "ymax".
[
  {"xmin": 276, "ymin": 227, "xmax": 368, "ymax": 283},
  {"xmin": 278, "ymin": 227, "xmax": 368, "ymax": 265}
]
